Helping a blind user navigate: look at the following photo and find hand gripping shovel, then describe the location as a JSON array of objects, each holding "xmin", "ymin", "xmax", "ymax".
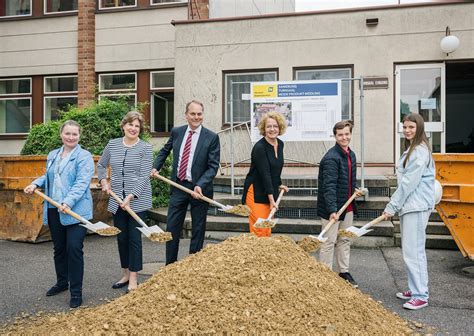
[
  {"xmin": 153, "ymin": 173, "xmax": 250, "ymax": 217},
  {"xmin": 34, "ymin": 189, "xmax": 120, "ymax": 236},
  {"xmin": 108, "ymin": 190, "xmax": 172, "ymax": 243},
  {"xmin": 298, "ymin": 191, "xmax": 360, "ymax": 253},
  {"xmin": 339, "ymin": 214, "xmax": 386, "ymax": 238},
  {"xmin": 254, "ymin": 189, "xmax": 286, "ymax": 229}
]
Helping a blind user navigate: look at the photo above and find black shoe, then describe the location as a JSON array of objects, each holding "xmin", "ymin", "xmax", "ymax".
[
  {"xmin": 339, "ymin": 272, "xmax": 358, "ymax": 288},
  {"xmin": 69, "ymin": 296, "xmax": 82, "ymax": 309},
  {"xmin": 46, "ymin": 285, "xmax": 68, "ymax": 296},
  {"xmin": 112, "ymin": 281, "xmax": 129, "ymax": 289}
]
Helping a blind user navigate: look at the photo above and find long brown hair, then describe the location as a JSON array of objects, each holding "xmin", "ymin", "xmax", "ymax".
[{"xmin": 402, "ymin": 113, "xmax": 430, "ymax": 168}]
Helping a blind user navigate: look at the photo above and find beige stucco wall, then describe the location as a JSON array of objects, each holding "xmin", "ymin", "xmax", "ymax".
[
  {"xmin": 0, "ymin": 16, "xmax": 78, "ymax": 76},
  {"xmin": 173, "ymin": 3, "xmax": 474, "ymax": 164},
  {"xmin": 95, "ymin": 6, "xmax": 187, "ymax": 72}
]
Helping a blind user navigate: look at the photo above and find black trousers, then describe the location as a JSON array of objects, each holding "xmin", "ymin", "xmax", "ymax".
[
  {"xmin": 47, "ymin": 208, "xmax": 87, "ymax": 298},
  {"xmin": 113, "ymin": 207, "xmax": 145, "ymax": 272},
  {"xmin": 166, "ymin": 180, "xmax": 209, "ymax": 265}
]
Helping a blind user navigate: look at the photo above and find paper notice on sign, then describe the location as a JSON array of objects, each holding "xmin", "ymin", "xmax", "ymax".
[
  {"xmin": 420, "ymin": 98, "xmax": 437, "ymax": 110},
  {"xmin": 241, "ymin": 93, "xmax": 251, "ymax": 100},
  {"xmin": 251, "ymin": 80, "xmax": 342, "ymax": 142}
]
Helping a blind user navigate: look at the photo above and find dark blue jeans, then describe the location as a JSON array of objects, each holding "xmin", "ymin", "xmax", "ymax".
[
  {"xmin": 113, "ymin": 207, "xmax": 144, "ymax": 272},
  {"xmin": 47, "ymin": 208, "xmax": 87, "ymax": 298}
]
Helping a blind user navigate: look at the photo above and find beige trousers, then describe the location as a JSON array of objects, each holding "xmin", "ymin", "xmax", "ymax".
[{"xmin": 318, "ymin": 211, "xmax": 354, "ymax": 273}]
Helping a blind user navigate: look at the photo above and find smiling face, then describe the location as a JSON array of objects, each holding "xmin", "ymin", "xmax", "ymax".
[
  {"xmin": 60, "ymin": 125, "xmax": 80, "ymax": 150},
  {"xmin": 185, "ymin": 102, "xmax": 204, "ymax": 130},
  {"xmin": 122, "ymin": 118, "xmax": 141, "ymax": 141},
  {"xmin": 403, "ymin": 120, "xmax": 417, "ymax": 142},
  {"xmin": 264, "ymin": 117, "xmax": 280, "ymax": 140},
  {"xmin": 335, "ymin": 126, "xmax": 352, "ymax": 150}
]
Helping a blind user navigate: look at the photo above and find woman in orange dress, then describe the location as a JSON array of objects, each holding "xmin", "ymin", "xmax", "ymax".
[{"xmin": 242, "ymin": 111, "xmax": 288, "ymax": 237}]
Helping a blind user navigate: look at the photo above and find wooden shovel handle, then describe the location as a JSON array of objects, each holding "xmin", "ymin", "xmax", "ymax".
[
  {"xmin": 153, "ymin": 173, "xmax": 224, "ymax": 208},
  {"xmin": 361, "ymin": 214, "xmax": 386, "ymax": 230},
  {"xmin": 322, "ymin": 192, "xmax": 359, "ymax": 233},
  {"xmin": 34, "ymin": 189, "xmax": 89, "ymax": 225},
  {"xmin": 108, "ymin": 190, "xmax": 148, "ymax": 229},
  {"xmin": 267, "ymin": 189, "xmax": 286, "ymax": 220}
]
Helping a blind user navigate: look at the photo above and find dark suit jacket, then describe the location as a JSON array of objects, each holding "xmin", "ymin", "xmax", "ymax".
[{"xmin": 154, "ymin": 125, "xmax": 220, "ymax": 196}]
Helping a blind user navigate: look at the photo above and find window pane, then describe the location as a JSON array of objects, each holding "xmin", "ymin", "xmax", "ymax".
[
  {"xmin": 100, "ymin": 74, "xmax": 136, "ymax": 91},
  {"xmin": 225, "ymin": 72, "xmax": 277, "ymax": 123},
  {"xmin": 99, "ymin": 94, "xmax": 136, "ymax": 109},
  {"xmin": 100, "ymin": 0, "xmax": 135, "ymax": 8},
  {"xmin": 152, "ymin": 0, "xmax": 187, "ymax": 3},
  {"xmin": 45, "ymin": 0, "xmax": 78, "ymax": 13},
  {"xmin": 0, "ymin": 99, "xmax": 31, "ymax": 134},
  {"xmin": 1, "ymin": 0, "xmax": 31, "ymax": 17},
  {"xmin": 151, "ymin": 72, "xmax": 174, "ymax": 89},
  {"xmin": 0, "ymin": 79, "xmax": 31, "ymax": 95},
  {"xmin": 296, "ymin": 69, "xmax": 352, "ymax": 120},
  {"xmin": 45, "ymin": 77, "xmax": 78, "ymax": 93},
  {"xmin": 152, "ymin": 92, "xmax": 174, "ymax": 132},
  {"xmin": 44, "ymin": 97, "xmax": 77, "ymax": 122}
]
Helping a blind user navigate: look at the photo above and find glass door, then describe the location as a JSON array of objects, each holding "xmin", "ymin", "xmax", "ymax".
[{"xmin": 395, "ymin": 63, "xmax": 445, "ymax": 157}]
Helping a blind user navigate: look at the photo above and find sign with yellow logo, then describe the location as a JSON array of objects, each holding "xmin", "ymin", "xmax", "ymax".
[{"xmin": 252, "ymin": 84, "xmax": 277, "ymax": 98}]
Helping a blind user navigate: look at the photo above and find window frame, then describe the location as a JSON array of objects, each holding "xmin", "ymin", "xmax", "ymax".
[
  {"xmin": 98, "ymin": 0, "xmax": 137, "ymax": 10},
  {"xmin": 98, "ymin": 72, "xmax": 137, "ymax": 92},
  {"xmin": 0, "ymin": 97, "xmax": 32, "ymax": 135},
  {"xmin": 98, "ymin": 93, "xmax": 138, "ymax": 107},
  {"xmin": 150, "ymin": 70, "xmax": 174, "ymax": 135},
  {"xmin": 293, "ymin": 65, "xmax": 354, "ymax": 121},
  {"xmin": 43, "ymin": 75, "xmax": 78, "ymax": 94},
  {"xmin": 43, "ymin": 95, "xmax": 78, "ymax": 123},
  {"xmin": 223, "ymin": 69, "xmax": 278, "ymax": 126},
  {"xmin": 0, "ymin": 0, "xmax": 32, "ymax": 18},
  {"xmin": 0, "ymin": 77, "xmax": 32, "ymax": 96},
  {"xmin": 150, "ymin": 0, "xmax": 187, "ymax": 5},
  {"xmin": 43, "ymin": 0, "xmax": 78, "ymax": 15}
]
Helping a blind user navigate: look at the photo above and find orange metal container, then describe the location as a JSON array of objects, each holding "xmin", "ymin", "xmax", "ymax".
[
  {"xmin": 433, "ymin": 154, "xmax": 474, "ymax": 260},
  {"xmin": 0, "ymin": 156, "xmax": 110, "ymax": 243}
]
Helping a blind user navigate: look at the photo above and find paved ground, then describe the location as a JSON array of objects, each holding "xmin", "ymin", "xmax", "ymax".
[{"xmin": 0, "ymin": 235, "xmax": 473, "ymax": 334}]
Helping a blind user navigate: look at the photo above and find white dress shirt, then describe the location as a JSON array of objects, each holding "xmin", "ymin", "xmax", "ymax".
[{"xmin": 177, "ymin": 125, "xmax": 202, "ymax": 182}]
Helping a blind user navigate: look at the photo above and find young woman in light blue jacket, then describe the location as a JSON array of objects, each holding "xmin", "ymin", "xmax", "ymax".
[
  {"xmin": 24, "ymin": 120, "xmax": 94, "ymax": 309},
  {"xmin": 383, "ymin": 113, "xmax": 435, "ymax": 311}
]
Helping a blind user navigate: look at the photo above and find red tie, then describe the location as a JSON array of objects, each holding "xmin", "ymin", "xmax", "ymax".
[{"xmin": 178, "ymin": 130, "xmax": 194, "ymax": 181}]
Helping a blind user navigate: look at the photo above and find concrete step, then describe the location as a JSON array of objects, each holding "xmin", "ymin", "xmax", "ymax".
[
  {"xmin": 394, "ymin": 233, "xmax": 458, "ymax": 250},
  {"xmin": 393, "ymin": 221, "xmax": 450, "ymax": 235}
]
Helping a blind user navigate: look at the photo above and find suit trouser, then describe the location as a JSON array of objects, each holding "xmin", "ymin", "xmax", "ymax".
[
  {"xmin": 113, "ymin": 207, "xmax": 144, "ymax": 272},
  {"xmin": 166, "ymin": 180, "xmax": 209, "ymax": 265},
  {"xmin": 400, "ymin": 210, "xmax": 430, "ymax": 301},
  {"xmin": 47, "ymin": 208, "xmax": 87, "ymax": 298},
  {"xmin": 318, "ymin": 211, "xmax": 353, "ymax": 273}
]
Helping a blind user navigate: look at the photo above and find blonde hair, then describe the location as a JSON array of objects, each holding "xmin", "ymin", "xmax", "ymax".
[
  {"xmin": 121, "ymin": 111, "xmax": 145, "ymax": 135},
  {"xmin": 258, "ymin": 112, "xmax": 287, "ymax": 136}
]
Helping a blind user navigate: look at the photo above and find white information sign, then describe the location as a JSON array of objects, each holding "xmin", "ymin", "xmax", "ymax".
[{"xmin": 250, "ymin": 80, "xmax": 342, "ymax": 142}]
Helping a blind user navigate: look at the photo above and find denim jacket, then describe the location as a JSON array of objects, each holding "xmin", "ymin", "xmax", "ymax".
[
  {"xmin": 385, "ymin": 144, "xmax": 435, "ymax": 216},
  {"xmin": 32, "ymin": 145, "xmax": 94, "ymax": 225}
]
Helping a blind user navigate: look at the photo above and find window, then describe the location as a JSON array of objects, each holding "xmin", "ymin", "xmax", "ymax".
[
  {"xmin": 44, "ymin": 76, "xmax": 78, "ymax": 122},
  {"xmin": 295, "ymin": 67, "xmax": 352, "ymax": 120},
  {"xmin": 44, "ymin": 0, "xmax": 78, "ymax": 14},
  {"xmin": 151, "ymin": 0, "xmax": 187, "ymax": 4},
  {"xmin": 99, "ymin": 0, "xmax": 136, "ymax": 9},
  {"xmin": 0, "ymin": 0, "xmax": 31, "ymax": 17},
  {"xmin": 98, "ymin": 72, "xmax": 137, "ymax": 108},
  {"xmin": 224, "ymin": 70, "xmax": 277, "ymax": 123},
  {"xmin": 0, "ymin": 78, "xmax": 31, "ymax": 134},
  {"xmin": 150, "ymin": 71, "xmax": 174, "ymax": 133}
]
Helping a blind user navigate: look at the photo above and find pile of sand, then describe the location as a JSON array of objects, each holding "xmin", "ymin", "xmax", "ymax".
[{"xmin": 2, "ymin": 235, "xmax": 413, "ymax": 335}]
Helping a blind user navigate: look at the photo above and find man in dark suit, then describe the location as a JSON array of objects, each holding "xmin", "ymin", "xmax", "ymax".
[{"xmin": 152, "ymin": 100, "xmax": 220, "ymax": 265}]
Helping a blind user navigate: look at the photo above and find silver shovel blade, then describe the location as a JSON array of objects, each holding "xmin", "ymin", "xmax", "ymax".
[
  {"xmin": 309, "ymin": 234, "xmax": 328, "ymax": 243},
  {"xmin": 80, "ymin": 221, "xmax": 110, "ymax": 232},
  {"xmin": 137, "ymin": 226, "xmax": 152, "ymax": 237},
  {"xmin": 147, "ymin": 225, "xmax": 164, "ymax": 233},
  {"xmin": 345, "ymin": 226, "xmax": 373, "ymax": 237}
]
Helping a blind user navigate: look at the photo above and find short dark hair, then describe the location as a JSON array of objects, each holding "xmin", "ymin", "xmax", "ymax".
[
  {"xmin": 333, "ymin": 120, "xmax": 353, "ymax": 135},
  {"xmin": 185, "ymin": 100, "xmax": 204, "ymax": 113},
  {"xmin": 121, "ymin": 111, "xmax": 145, "ymax": 135}
]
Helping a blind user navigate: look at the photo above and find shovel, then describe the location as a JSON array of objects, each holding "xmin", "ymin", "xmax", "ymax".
[
  {"xmin": 108, "ymin": 190, "xmax": 172, "ymax": 243},
  {"xmin": 339, "ymin": 214, "xmax": 386, "ymax": 238},
  {"xmin": 34, "ymin": 189, "xmax": 120, "ymax": 236},
  {"xmin": 254, "ymin": 188, "xmax": 286, "ymax": 229},
  {"xmin": 153, "ymin": 173, "xmax": 250, "ymax": 217}
]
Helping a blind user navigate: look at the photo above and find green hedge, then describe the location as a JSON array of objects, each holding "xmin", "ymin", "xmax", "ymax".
[{"xmin": 21, "ymin": 97, "xmax": 172, "ymax": 207}]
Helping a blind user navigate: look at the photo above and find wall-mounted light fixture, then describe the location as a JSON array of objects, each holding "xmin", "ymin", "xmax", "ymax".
[{"xmin": 440, "ymin": 26, "xmax": 460, "ymax": 55}]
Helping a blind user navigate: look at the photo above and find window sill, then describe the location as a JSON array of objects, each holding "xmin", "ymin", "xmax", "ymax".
[
  {"xmin": 151, "ymin": 132, "xmax": 171, "ymax": 137},
  {"xmin": 0, "ymin": 134, "xmax": 28, "ymax": 140},
  {"xmin": 97, "ymin": 2, "xmax": 187, "ymax": 14}
]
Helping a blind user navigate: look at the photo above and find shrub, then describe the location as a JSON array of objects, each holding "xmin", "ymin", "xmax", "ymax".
[{"xmin": 151, "ymin": 153, "xmax": 173, "ymax": 208}]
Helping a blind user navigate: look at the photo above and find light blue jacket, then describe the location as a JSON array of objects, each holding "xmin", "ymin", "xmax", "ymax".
[
  {"xmin": 33, "ymin": 145, "xmax": 95, "ymax": 226},
  {"xmin": 385, "ymin": 144, "xmax": 435, "ymax": 216}
]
